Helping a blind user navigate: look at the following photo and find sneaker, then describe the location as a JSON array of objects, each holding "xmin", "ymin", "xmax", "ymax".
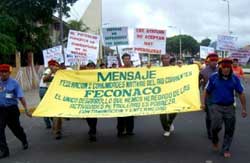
[
  {"xmin": 223, "ymin": 151, "xmax": 231, "ymax": 158},
  {"xmin": 170, "ymin": 124, "xmax": 175, "ymax": 132},
  {"xmin": 163, "ymin": 131, "xmax": 170, "ymax": 137}
]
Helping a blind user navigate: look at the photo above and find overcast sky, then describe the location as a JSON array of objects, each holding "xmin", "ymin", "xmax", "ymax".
[{"xmin": 68, "ymin": 0, "xmax": 250, "ymax": 47}]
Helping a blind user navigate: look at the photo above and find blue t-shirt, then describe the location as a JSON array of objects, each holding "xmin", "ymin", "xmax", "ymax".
[
  {"xmin": 0, "ymin": 77, "xmax": 24, "ymax": 107},
  {"xmin": 205, "ymin": 72, "xmax": 243, "ymax": 105}
]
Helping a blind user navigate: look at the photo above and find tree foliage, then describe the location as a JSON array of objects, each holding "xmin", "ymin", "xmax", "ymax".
[
  {"xmin": 0, "ymin": 14, "xmax": 17, "ymax": 56},
  {"xmin": 166, "ymin": 35, "xmax": 199, "ymax": 56},
  {"xmin": 200, "ymin": 38, "xmax": 211, "ymax": 46},
  {"xmin": 0, "ymin": 0, "xmax": 78, "ymax": 58},
  {"xmin": 68, "ymin": 20, "xmax": 89, "ymax": 32}
]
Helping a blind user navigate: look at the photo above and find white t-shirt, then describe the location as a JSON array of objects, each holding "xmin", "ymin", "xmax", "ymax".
[{"xmin": 39, "ymin": 68, "xmax": 51, "ymax": 88}]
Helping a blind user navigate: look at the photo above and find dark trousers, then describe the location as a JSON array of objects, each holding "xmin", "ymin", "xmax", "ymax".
[
  {"xmin": 117, "ymin": 116, "xmax": 134, "ymax": 133},
  {"xmin": 0, "ymin": 105, "xmax": 27, "ymax": 153},
  {"xmin": 210, "ymin": 104, "xmax": 236, "ymax": 152},
  {"xmin": 86, "ymin": 118, "xmax": 97, "ymax": 136},
  {"xmin": 205, "ymin": 104, "xmax": 212, "ymax": 138},
  {"xmin": 160, "ymin": 113, "xmax": 177, "ymax": 131}
]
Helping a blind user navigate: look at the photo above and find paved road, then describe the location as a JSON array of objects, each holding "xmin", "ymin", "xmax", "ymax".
[{"xmin": 4, "ymin": 82, "xmax": 250, "ymax": 163}]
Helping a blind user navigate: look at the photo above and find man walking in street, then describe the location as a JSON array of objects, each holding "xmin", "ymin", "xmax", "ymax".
[
  {"xmin": 202, "ymin": 58, "xmax": 247, "ymax": 158},
  {"xmin": 159, "ymin": 54, "xmax": 176, "ymax": 137},
  {"xmin": 199, "ymin": 52, "xmax": 219, "ymax": 139},
  {"xmin": 117, "ymin": 53, "xmax": 135, "ymax": 137},
  {"xmin": 232, "ymin": 58, "xmax": 246, "ymax": 85},
  {"xmin": 43, "ymin": 60, "xmax": 62, "ymax": 139},
  {"xmin": 0, "ymin": 64, "xmax": 31, "ymax": 159},
  {"xmin": 85, "ymin": 62, "xmax": 98, "ymax": 142}
]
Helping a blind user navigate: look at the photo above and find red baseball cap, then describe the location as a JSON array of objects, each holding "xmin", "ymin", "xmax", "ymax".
[
  {"xmin": 48, "ymin": 60, "xmax": 59, "ymax": 67},
  {"xmin": 0, "ymin": 64, "xmax": 12, "ymax": 72},
  {"xmin": 206, "ymin": 52, "xmax": 219, "ymax": 62}
]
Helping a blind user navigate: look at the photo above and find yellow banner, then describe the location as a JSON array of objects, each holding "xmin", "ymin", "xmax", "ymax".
[{"xmin": 33, "ymin": 65, "xmax": 201, "ymax": 118}]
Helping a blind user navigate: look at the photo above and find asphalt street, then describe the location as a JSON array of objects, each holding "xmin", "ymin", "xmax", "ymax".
[{"xmin": 3, "ymin": 80, "xmax": 250, "ymax": 163}]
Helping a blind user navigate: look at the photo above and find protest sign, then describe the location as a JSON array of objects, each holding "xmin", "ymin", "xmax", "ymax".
[
  {"xmin": 107, "ymin": 56, "xmax": 119, "ymax": 68},
  {"xmin": 229, "ymin": 51, "xmax": 250, "ymax": 65},
  {"xmin": 33, "ymin": 65, "xmax": 201, "ymax": 118},
  {"xmin": 121, "ymin": 48, "xmax": 141, "ymax": 67},
  {"xmin": 66, "ymin": 30, "xmax": 100, "ymax": 66},
  {"xmin": 217, "ymin": 35, "xmax": 237, "ymax": 51},
  {"xmin": 43, "ymin": 45, "xmax": 64, "ymax": 67},
  {"xmin": 102, "ymin": 27, "xmax": 129, "ymax": 46},
  {"xmin": 200, "ymin": 46, "xmax": 214, "ymax": 59},
  {"xmin": 134, "ymin": 28, "xmax": 166, "ymax": 54}
]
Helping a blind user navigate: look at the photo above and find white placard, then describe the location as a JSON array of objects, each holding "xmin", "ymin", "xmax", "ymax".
[
  {"xmin": 102, "ymin": 27, "xmax": 129, "ymax": 46},
  {"xmin": 121, "ymin": 48, "xmax": 141, "ymax": 67},
  {"xmin": 217, "ymin": 35, "xmax": 238, "ymax": 51},
  {"xmin": 200, "ymin": 46, "xmax": 215, "ymax": 59},
  {"xmin": 107, "ymin": 56, "xmax": 119, "ymax": 68},
  {"xmin": 134, "ymin": 28, "xmax": 166, "ymax": 54},
  {"xmin": 65, "ymin": 30, "xmax": 100, "ymax": 66},
  {"xmin": 42, "ymin": 45, "xmax": 64, "ymax": 67},
  {"xmin": 229, "ymin": 50, "xmax": 250, "ymax": 65}
]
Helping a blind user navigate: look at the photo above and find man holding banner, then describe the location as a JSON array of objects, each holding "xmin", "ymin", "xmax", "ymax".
[
  {"xmin": 85, "ymin": 62, "xmax": 98, "ymax": 142},
  {"xmin": 43, "ymin": 60, "xmax": 62, "ymax": 140},
  {"xmin": 117, "ymin": 53, "xmax": 135, "ymax": 137},
  {"xmin": 39, "ymin": 67, "xmax": 53, "ymax": 129},
  {"xmin": 159, "ymin": 54, "xmax": 176, "ymax": 137}
]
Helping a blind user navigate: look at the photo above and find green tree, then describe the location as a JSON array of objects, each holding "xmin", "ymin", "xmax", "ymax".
[
  {"xmin": 200, "ymin": 38, "xmax": 211, "ymax": 46},
  {"xmin": 68, "ymin": 20, "xmax": 89, "ymax": 31},
  {"xmin": 166, "ymin": 35, "xmax": 199, "ymax": 57},
  {"xmin": 0, "ymin": 14, "xmax": 17, "ymax": 56},
  {"xmin": 0, "ymin": 0, "xmax": 78, "ymax": 63}
]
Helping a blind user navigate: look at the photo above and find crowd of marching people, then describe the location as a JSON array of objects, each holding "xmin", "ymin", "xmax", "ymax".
[{"xmin": 0, "ymin": 52, "xmax": 248, "ymax": 159}]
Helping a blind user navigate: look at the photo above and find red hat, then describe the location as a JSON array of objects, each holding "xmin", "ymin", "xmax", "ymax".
[
  {"xmin": 218, "ymin": 58, "xmax": 233, "ymax": 68},
  {"xmin": 0, "ymin": 64, "xmax": 12, "ymax": 72},
  {"xmin": 206, "ymin": 52, "xmax": 219, "ymax": 62},
  {"xmin": 48, "ymin": 59, "xmax": 59, "ymax": 67},
  {"xmin": 218, "ymin": 58, "xmax": 233, "ymax": 64}
]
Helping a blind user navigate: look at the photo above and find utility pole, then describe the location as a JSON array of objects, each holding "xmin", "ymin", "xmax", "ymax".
[
  {"xmin": 179, "ymin": 29, "xmax": 182, "ymax": 60},
  {"xmin": 59, "ymin": 0, "xmax": 64, "ymax": 59},
  {"xmin": 222, "ymin": 0, "xmax": 231, "ymax": 34}
]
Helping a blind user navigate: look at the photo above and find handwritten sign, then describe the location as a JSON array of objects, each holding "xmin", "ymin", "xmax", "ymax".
[
  {"xmin": 65, "ymin": 30, "xmax": 100, "ymax": 66},
  {"xmin": 42, "ymin": 45, "xmax": 64, "ymax": 67},
  {"xmin": 134, "ymin": 28, "xmax": 166, "ymax": 54}
]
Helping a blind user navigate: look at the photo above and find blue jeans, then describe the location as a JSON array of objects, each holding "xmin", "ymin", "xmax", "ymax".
[{"xmin": 39, "ymin": 87, "xmax": 52, "ymax": 128}]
